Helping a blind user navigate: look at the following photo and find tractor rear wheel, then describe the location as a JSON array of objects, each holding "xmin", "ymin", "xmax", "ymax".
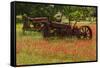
[{"xmin": 79, "ymin": 26, "xmax": 92, "ymax": 39}]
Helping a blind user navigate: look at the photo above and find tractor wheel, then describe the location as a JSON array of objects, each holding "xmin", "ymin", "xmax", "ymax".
[
  {"xmin": 42, "ymin": 25, "xmax": 50, "ymax": 38},
  {"xmin": 79, "ymin": 26, "xmax": 92, "ymax": 39}
]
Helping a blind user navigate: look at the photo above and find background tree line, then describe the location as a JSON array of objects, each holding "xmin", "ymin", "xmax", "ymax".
[{"xmin": 16, "ymin": 2, "xmax": 97, "ymax": 23}]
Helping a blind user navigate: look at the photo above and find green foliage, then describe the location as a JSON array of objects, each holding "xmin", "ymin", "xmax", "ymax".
[{"xmin": 16, "ymin": 3, "xmax": 96, "ymax": 23}]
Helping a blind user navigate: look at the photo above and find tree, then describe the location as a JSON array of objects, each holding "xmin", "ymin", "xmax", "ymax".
[{"xmin": 16, "ymin": 3, "xmax": 96, "ymax": 23}]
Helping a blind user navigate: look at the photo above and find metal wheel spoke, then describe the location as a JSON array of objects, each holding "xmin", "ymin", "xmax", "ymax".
[{"xmin": 79, "ymin": 26, "xmax": 92, "ymax": 39}]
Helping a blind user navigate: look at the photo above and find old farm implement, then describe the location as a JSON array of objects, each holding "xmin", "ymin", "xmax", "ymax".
[{"xmin": 23, "ymin": 16, "xmax": 92, "ymax": 39}]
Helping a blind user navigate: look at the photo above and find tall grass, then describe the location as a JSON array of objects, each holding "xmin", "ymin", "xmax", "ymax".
[{"xmin": 16, "ymin": 23, "xmax": 96, "ymax": 65}]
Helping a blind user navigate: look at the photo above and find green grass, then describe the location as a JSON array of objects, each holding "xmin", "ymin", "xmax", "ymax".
[{"xmin": 16, "ymin": 23, "xmax": 96, "ymax": 65}]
